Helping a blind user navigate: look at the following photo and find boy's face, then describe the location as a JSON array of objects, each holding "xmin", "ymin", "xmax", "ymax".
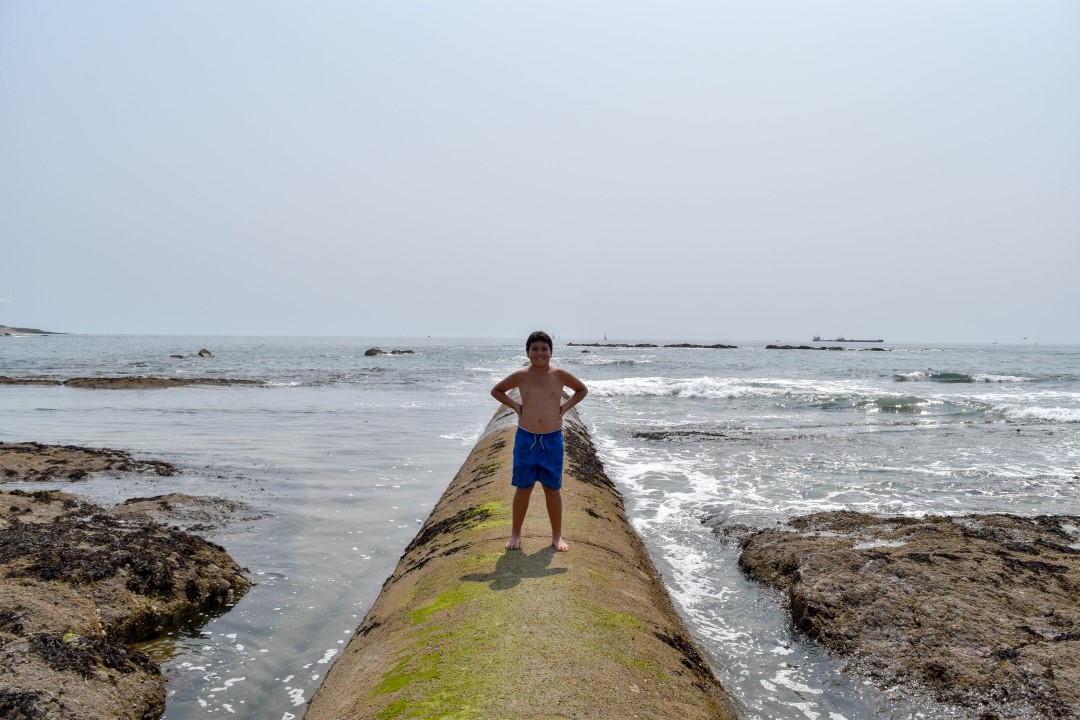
[{"xmin": 527, "ymin": 341, "xmax": 552, "ymax": 366}]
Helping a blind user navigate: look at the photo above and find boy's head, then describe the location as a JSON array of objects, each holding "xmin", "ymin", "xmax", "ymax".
[{"xmin": 526, "ymin": 330, "xmax": 553, "ymax": 354}]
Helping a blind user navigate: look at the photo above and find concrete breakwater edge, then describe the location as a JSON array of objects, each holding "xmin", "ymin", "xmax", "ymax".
[{"xmin": 307, "ymin": 405, "xmax": 741, "ymax": 719}]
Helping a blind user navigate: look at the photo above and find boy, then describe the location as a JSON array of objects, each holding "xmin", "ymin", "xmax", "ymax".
[{"xmin": 491, "ymin": 330, "xmax": 587, "ymax": 552}]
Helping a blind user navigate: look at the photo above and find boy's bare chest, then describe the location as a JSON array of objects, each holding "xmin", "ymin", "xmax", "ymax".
[{"xmin": 519, "ymin": 374, "xmax": 561, "ymax": 402}]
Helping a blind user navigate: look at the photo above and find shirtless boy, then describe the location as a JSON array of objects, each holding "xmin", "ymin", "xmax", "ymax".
[{"xmin": 491, "ymin": 331, "xmax": 587, "ymax": 552}]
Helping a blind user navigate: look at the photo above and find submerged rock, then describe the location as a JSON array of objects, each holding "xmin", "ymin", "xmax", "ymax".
[
  {"xmin": 738, "ymin": 511, "xmax": 1080, "ymax": 718},
  {"xmin": 0, "ymin": 489, "xmax": 250, "ymax": 719},
  {"xmin": 106, "ymin": 492, "xmax": 258, "ymax": 531}
]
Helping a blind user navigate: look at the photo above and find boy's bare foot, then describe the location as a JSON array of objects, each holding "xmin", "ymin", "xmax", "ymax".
[
  {"xmin": 553, "ymin": 538, "xmax": 569, "ymax": 552},
  {"xmin": 505, "ymin": 534, "xmax": 522, "ymax": 551}
]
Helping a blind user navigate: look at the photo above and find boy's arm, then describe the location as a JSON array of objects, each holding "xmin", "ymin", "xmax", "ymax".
[
  {"xmin": 491, "ymin": 373, "xmax": 523, "ymax": 419},
  {"xmin": 558, "ymin": 370, "xmax": 588, "ymax": 417}
]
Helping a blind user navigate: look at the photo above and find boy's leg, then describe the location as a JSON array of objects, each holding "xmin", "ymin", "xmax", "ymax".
[
  {"xmin": 542, "ymin": 485, "xmax": 569, "ymax": 552},
  {"xmin": 506, "ymin": 485, "xmax": 533, "ymax": 550}
]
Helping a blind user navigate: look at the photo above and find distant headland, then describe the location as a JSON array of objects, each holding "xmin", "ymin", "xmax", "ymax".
[{"xmin": 0, "ymin": 325, "xmax": 59, "ymax": 336}]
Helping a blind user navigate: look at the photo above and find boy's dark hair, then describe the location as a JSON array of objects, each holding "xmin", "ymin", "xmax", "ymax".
[{"xmin": 526, "ymin": 330, "xmax": 553, "ymax": 352}]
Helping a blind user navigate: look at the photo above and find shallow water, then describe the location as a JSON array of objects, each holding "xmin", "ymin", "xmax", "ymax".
[{"xmin": 2, "ymin": 335, "xmax": 1077, "ymax": 718}]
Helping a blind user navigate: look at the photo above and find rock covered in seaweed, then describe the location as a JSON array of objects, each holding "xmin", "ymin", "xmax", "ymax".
[
  {"xmin": 0, "ymin": 442, "xmax": 180, "ymax": 483},
  {"xmin": 0, "ymin": 490, "xmax": 251, "ymax": 719},
  {"xmin": 738, "ymin": 511, "xmax": 1080, "ymax": 719}
]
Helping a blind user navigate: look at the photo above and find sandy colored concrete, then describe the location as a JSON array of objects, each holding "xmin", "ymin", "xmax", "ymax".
[{"xmin": 306, "ymin": 406, "xmax": 740, "ymax": 720}]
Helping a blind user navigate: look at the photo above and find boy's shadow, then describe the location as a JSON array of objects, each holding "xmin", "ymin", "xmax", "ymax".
[{"xmin": 461, "ymin": 546, "xmax": 568, "ymax": 591}]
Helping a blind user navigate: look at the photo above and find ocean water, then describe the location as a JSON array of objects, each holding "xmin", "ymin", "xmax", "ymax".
[{"xmin": 1, "ymin": 335, "xmax": 1078, "ymax": 719}]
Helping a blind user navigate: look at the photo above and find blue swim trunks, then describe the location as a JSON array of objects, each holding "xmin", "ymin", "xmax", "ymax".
[{"xmin": 512, "ymin": 427, "xmax": 565, "ymax": 490}]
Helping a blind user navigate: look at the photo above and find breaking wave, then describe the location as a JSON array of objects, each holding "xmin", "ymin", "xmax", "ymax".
[
  {"xmin": 895, "ymin": 370, "xmax": 1033, "ymax": 384},
  {"xmin": 996, "ymin": 405, "xmax": 1080, "ymax": 424}
]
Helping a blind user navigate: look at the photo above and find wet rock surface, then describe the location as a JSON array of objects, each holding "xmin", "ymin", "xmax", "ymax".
[
  {"xmin": 1, "ymin": 442, "xmax": 180, "ymax": 483},
  {"xmin": 737, "ymin": 511, "xmax": 1080, "ymax": 719},
  {"xmin": 363, "ymin": 347, "xmax": 414, "ymax": 356},
  {"xmin": 106, "ymin": 493, "xmax": 258, "ymax": 532},
  {"xmin": 0, "ymin": 489, "xmax": 251, "ymax": 719}
]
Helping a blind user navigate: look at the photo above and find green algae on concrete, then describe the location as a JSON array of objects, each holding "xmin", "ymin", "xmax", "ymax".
[{"xmin": 306, "ymin": 405, "xmax": 741, "ymax": 720}]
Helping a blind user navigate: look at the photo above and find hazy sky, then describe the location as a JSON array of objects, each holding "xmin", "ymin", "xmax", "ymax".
[{"xmin": 2, "ymin": 1, "xmax": 1077, "ymax": 343}]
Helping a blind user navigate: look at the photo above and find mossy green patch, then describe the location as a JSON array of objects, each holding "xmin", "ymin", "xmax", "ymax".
[
  {"xmin": 408, "ymin": 583, "xmax": 486, "ymax": 625},
  {"xmin": 595, "ymin": 608, "xmax": 643, "ymax": 631},
  {"xmin": 377, "ymin": 698, "xmax": 411, "ymax": 720},
  {"xmin": 468, "ymin": 501, "xmax": 506, "ymax": 531},
  {"xmin": 472, "ymin": 518, "xmax": 510, "ymax": 531},
  {"xmin": 371, "ymin": 582, "xmax": 521, "ymax": 719}
]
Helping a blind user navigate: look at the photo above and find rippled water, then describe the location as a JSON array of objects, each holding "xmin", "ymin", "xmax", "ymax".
[{"xmin": 2, "ymin": 335, "xmax": 1077, "ymax": 719}]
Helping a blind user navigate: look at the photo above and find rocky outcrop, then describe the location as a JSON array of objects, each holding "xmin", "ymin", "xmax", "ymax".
[
  {"xmin": 107, "ymin": 493, "xmax": 257, "ymax": 532},
  {"xmin": 737, "ymin": 511, "xmax": 1080, "ymax": 719},
  {"xmin": 0, "ymin": 326, "xmax": 56, "ymax": 336},
  {"xmin": 62, "ymin": 376, "xmax": 261, "ymax": 389},
  {"xmin": 1, "ymin": 442, "xmax": 179, "ymax": 483},
  {"xmin": 169, "ymin": 348, "xmax": 214, "ymax": 359},
  {"xmin": 663, "ymin": 343, "xmax": 738, "ymax": 349},
  {"xmin": 0, "ymin": 489, "xmax": 250, "ymax": 719},
  {"xmin": 364, "ymin": 347, "xmax": 414, "ymax": 356},
  {"xmin": 1, "ymin": 376, "xmax": 262, "ymax": 389},
  {"xmin": 0, "ymin": 377, "xmax": 62, "ymax": 386}
]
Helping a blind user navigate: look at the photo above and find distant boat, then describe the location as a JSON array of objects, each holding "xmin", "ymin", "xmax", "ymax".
[{"xmin": 813, "ymin": 335, "xmax": 883, "ymax": 343}]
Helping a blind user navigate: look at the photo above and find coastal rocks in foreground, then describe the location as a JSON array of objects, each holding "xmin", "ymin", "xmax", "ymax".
[
  {"xmin": 0, "ymin": 489, "xmax": 251, "ymax": 719},
  {"xmin": 737, "ymin": 511, "xmax": 1080, "ymax": 719},
  {"xmin": 363, "ymin": 347, "xmax": 415, "ymax": 356},
  {"xmin": 1, "ymin": 442, "xmax": 179, "ymax": 483},
  {"xmin": 0, "ymin": 376, "xmax": 263, "ymax": 389},
  {"xmin": 107, "ymin": 493, "xmax": 255, "ymax": 532}
]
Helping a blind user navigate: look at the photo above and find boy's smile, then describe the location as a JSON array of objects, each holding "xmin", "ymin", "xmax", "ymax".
[{"xmin": 527, "ymin": 343, "xmax": 551, "ymax": 366}]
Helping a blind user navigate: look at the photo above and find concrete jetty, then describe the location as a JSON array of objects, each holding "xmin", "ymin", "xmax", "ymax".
[{"xmin": 307, "ymin": 405, "xmax": 740, "ymax": 719}]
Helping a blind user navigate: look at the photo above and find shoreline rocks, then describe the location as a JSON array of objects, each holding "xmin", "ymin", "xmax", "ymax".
[
  {"xmin": 0, "ymin": 376, "xmax": 263, "ymax": 389},
  {"xmin": 0, "ymin": 443, "xmax": 252, "ymax": 719},
  {"xmin": 0, "ymin": 489, "xmax": 250, "ymax": 719},
  {"xmin": 736, "ymin": 511, "xmax": 1080, "ymax": 719},
  {"xmin": 1, "ymin": 442, "xmax": 180, "ymax": 483}
]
